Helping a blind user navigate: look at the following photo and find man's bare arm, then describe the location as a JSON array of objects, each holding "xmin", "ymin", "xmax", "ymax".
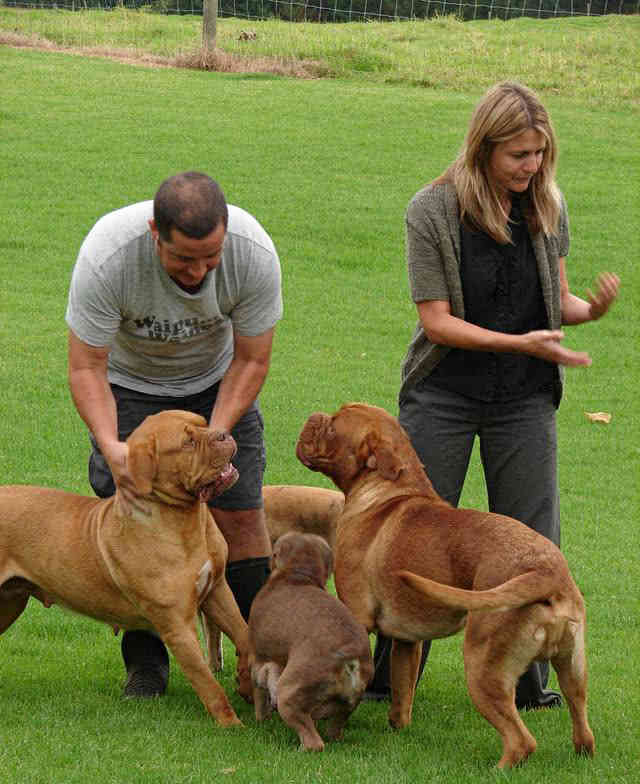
[
  {"xmin": 209, "ymin": 328, "xmax": 276, "ymax": 433},
  {"xmin": 67, "ymin": 330, "xmax": 129, "ymax": 485}
]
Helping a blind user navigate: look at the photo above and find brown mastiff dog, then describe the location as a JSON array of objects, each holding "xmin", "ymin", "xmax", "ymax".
[
  {"xmin": 262, "ymin": 485, "xmax": 344, "ymax": 551},
  {"xmin": 0, "ymin": 410, "xmax": 251, "ymax": 727},
  {"xmin": 248, "ymin": 531, "xmax": 373, "ymax": 751},
  {"xmin": 296, "ymin": 402, "xmax": 595, "ymax": 768}
]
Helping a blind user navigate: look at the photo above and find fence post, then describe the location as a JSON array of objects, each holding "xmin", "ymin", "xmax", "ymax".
[{"xmin": 203, "ymin": 0, "xmax": 218, "ymax": 52}]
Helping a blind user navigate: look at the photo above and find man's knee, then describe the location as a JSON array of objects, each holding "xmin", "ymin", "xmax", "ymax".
[{"xmin": 212, "ymin": 507, "xmax": 270, "ymax": 560}]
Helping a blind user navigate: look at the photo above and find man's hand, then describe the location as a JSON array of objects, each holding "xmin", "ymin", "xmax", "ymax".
[{"xmin": 102, "ymin": 440, "xmax": 150, "ymax": 518}]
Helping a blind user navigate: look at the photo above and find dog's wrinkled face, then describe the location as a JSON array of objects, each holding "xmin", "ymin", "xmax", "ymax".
[
  {"xmin": 126, "ymin": 410, "xmax": 238, "ymax": 502},
  {"xmin": 296, "ymin": 403, "xmax": 404, "ymax": 492}
]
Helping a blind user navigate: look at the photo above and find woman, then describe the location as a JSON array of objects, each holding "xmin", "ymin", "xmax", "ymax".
[{"xmin": 367, "ymin": 82, "xmax": 619, "ymax": 708}]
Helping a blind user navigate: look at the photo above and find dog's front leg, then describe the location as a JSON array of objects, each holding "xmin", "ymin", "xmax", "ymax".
[
  {"xmin": 156, "ymin": 617, "xmax": 243, "ymax": 728},
  {"xmin": 388, "ymin": 639, "xmax": 422, "ymax": 729}
]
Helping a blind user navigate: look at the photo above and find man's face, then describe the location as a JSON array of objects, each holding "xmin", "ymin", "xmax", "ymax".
[{"xmin": 149, "ymin": 219, "xmax": 226, "ymax": 294}]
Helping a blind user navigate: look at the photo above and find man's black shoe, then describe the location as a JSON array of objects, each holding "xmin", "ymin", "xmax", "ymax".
[
  {"xmin": 122, "ymin": 630, "xmax": 169, "ymax": 699},
  {"xmin": 123, "ymin": 666, "xmax": 169, "ymax": 699}
]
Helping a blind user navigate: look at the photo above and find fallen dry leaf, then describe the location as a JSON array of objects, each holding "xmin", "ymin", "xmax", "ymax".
[{"xmin": 584, "ymin": 411, "xmax": 612, "ymax": 424}]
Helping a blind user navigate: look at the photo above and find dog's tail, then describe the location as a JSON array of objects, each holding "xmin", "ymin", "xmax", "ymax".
[{"xmin": 396, "ymin": 569, "xmax": 556, "ymax": 613}]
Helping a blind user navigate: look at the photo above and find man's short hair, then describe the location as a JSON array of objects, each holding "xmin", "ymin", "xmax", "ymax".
[{"xmin": 154, "ymin": 172, "xmax": 228, "ymax": 241}]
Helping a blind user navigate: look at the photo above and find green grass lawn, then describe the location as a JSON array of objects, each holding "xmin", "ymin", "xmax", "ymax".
[
  {"xmin": 1, "ymin": 10, "xmax": 639, "ymax": 105},
  {"xmin": 0, "ymin": 12, "xmax": 638, "ymax": 784}
]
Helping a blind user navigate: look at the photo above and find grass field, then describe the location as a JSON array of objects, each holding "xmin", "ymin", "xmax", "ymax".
[
  {"xmin": 0, "ymin": 10, "xmax": 639, "ymax": 784},
  {"xmin": 1, "ymin": 9, "xmax": 639, "ymax": 105}
]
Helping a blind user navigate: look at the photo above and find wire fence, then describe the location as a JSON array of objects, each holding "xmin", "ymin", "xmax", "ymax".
[{"xmin": 3, "ymin": 0, "xmax": 638, "ymax": 21}]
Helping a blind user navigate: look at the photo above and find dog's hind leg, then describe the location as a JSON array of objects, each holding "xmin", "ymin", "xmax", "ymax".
[
  {"xmin": 551, "ymin": 624, "xmax": 595, "ymax": 758},
  {"xmin": 252, "ymin": 680, "xmax": 272, "ymax": 722},
  {"xmin": 276, "ymin": 664, "xmax": 325, "ymax": 751},
  {"xmin": 251, "ymin": 661, "xmax": 281, "ymax": 720},
  {"xmin": 388, "ymin": 639, "xmax": 422, "ymax": 729},
  {"xmin": 0, "ymin": 581, "xmax": 31, "ymax": 634},
  {"xmin": 463, "ymin": 629, "xmax": 537, "ymax": 768}
]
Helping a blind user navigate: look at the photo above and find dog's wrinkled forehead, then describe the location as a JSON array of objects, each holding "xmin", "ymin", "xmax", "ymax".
[
  {"xmin": 128, "ymin": 410, "xmax": 208, "ymax": 444},
  {"xmin": 297, "ymin": 411, "xmax": 334, "ymax": 449},
  {"xmin": 331, "ymin": 402, "xmax": 394, "ymax": 442},
  {"xmin": 298, "ymin": 403, "xmax": 386, "ymax": 455}
]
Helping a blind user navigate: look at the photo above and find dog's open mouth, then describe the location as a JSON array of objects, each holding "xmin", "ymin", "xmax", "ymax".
[{"xmin": 198, "ymin": 463, "xmax": 239, "ymax": 504}]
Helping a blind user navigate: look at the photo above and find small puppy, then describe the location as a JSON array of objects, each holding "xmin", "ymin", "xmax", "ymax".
[{"xmin": 248, "ymin": 532, "xmax": 373, "ymax": 750}]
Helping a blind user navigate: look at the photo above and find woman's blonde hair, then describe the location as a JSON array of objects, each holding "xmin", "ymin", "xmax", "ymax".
[{"xmin": 438, "ymin": 82, "xmax": 561, "ymax": 244}]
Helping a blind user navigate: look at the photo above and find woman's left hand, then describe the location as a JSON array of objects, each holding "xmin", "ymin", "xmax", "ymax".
[{"xmin": 587, "ymin": 272, "xmax": 620, "ymax": 321}]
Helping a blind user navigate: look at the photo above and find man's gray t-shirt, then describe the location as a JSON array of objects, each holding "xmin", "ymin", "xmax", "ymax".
[{"xmin": 66, "ymin": 201, "xmax": 282, "ymax": 396}]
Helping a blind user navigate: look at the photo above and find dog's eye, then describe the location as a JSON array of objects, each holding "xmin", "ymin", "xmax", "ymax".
[{"xmin": 182, "ymin": 437, "xmax": 197, "ymax": 450}]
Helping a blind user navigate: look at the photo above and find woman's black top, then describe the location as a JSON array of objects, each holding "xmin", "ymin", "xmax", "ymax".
[{"xmin": 428, "ymin": 197, "xmax": 557, "ymax": 403}]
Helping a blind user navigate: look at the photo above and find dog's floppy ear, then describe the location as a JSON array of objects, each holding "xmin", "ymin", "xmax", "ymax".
[
  {"xmin": 271, "ymin": 533, "xmax": 294, "ymax": 572},
  {"xmin": 364, "ymin": 434, "xmax": 403, "ymax": 481},
  {"xmin": 127, "ymin": 435, "xmax": 157, "ymax": 495}
]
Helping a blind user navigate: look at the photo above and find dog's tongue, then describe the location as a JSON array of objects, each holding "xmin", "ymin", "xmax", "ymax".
[{"xmin": 198, "ymin": 463, "xmax": 239, "ymax": 503}]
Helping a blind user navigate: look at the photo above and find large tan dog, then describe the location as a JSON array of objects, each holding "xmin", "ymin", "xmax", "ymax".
[
  {"xmin": 248, "ymin": 531, "xmax": 373, "ymax": 751},
  {"xmin": 262, "ymin": 485, "xmax": 344, "ymax": 550},
  {"xmin": 0, "ymin": 410, "xmax": 251, "ymax": 727},
  {"xmin": 296, "ymin": 402, "xmax": 595, "ymax": 768}
]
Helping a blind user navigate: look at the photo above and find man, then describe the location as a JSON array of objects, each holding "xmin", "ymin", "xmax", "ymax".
[{"xmin": 66, "ymin": 171, "xmax": 282, "ymax": 697}]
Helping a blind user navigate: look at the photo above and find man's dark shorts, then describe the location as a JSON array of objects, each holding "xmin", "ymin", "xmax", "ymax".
[{"xmin": 88, "ymin": 383, "xmax": 266, "ymax": 511}]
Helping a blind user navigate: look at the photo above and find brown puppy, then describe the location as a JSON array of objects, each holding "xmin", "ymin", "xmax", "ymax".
[
  {"xmin": 296, "ymin": 402, "xmax": 595, "ymax": 768},
  {"xmin": 262, "ymin": 485, "xmax": 344, "ymax": 550},
  {"xmin": 191, "ymin": 484, "xmax": 345, "ymax": 674},
  {"xmin": 0, "ymin": 410, "xmax": 251, "ymax": 727},
  {"xmin": 248, "ymin": 531, "xmax": 373, "ymax": 751}
]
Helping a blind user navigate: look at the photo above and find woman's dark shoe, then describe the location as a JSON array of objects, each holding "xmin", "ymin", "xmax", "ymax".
[
  {"xmin": 363, "ymin": 634, "xmax": 430, "ymax": 702},
  {"xmin": 517, "ymin": 689, "xmax": 563, "ymax": 711},
  {"xmin": 515, "ymin": 660, "xmax": 562, "ymax": 711}
]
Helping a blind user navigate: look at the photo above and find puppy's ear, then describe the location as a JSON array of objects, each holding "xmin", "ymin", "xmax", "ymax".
[
  {"xmin": 365, "ymin": 437, "xmax": 403, "ymax": 481},
  {"xmin": 272, "ymin": 533, "xmax": 294, "ymax": 571},
  {"xmin": 127, "ymin": 436, "xmax": 157, "ymax": 495}
]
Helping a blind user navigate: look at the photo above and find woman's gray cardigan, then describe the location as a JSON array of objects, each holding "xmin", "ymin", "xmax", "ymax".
[{"xmin": 399, "ymin": 181, "xmax": 569, "ymax": 405}]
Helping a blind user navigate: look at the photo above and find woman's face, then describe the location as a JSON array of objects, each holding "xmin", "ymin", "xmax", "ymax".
[{"xmin": 487, "ymin": 128, "xmax": 546, "ymax": 195}]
